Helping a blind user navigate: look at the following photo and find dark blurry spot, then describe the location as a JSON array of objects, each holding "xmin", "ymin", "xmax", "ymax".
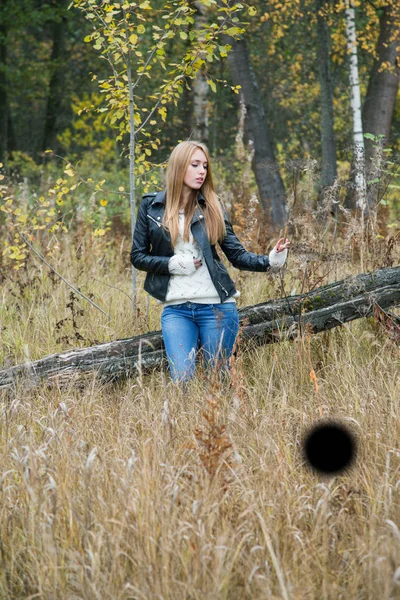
[{"xmin": 302, "ymin": 420, "xmax": 357, "ymax": 475}]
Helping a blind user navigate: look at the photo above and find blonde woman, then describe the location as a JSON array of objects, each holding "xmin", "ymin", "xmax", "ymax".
[{"xmin": 130, "ymin": 141, "xmax": 290, "ymax": 385}]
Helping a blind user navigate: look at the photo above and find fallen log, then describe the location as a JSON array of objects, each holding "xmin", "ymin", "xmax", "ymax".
[{"xmin": 1, "ymin": 266, "xmax": 399, "ymax": 390}]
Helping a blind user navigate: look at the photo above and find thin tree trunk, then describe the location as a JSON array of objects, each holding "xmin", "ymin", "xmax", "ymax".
[
  {"xmin": 191, "ymin": 1, "xmax": 209, "ymax": 142},
  {"xmin": 2, "ymin": 266, "xmax": 400, "ymax": 390},
  {"xmin": 345, "ymin": 1, "xmax": 367, "ymax": 220},
  {"xmin": 0, "ymin": 0, "xmax": 8, "ymax": 164},
  {"xmin": 221, "ymin": 34, "xmax": 287, "ymax": 230},
  {"xmin": 125, "ymin": 15, "xmax": 137, "ymax": 313},
  {"xmin": 362, "ymin": 1, "xmax": 400, "ymax": 205},
  {"xmin": 316, "ymin": 0, "xmax": 337, "ymax": 196},
  {"xmin": 42, "ymin": 1, "xmax": 68, "ymax": 154}
]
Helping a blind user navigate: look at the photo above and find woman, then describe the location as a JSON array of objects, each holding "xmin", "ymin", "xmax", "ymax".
[{"xmin": 130, "ymin": 141, "xmax": 290, "ymax": 385}]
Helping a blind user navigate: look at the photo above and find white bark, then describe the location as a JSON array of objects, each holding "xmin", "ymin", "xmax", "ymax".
[
  {"xmin": 192, "ymin": 1, "xmax": 209, "ymax": 142},
  {"xmin": 345, "ymin": 1, "xmax": 366, "ymax": 213},
  {"xmin": 126, "ymin": 29, "xmax": 137, "ymax": 311}
]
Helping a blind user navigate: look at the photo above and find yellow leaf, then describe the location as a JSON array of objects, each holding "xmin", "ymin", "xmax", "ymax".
[
  {"xmin": 94, "ymin": 228, "xmax": 106, "ymax": 237},
  {"xmin": 158, "ymin": 106, "xmax": 167, "ymax": 122},
  {"xmin": 129, "ymin": 33, "xmax": 138, "ymax": 45},
  {"xmin": 64, "ymin": 167, "xmax": 74, "ymax": 177},
  {"xmin": 118, "ymin": 186, "xmax": 125, "ymax": 191},
  {"xmin": 137, "ymin": 24, "xmax": 145, "ymax": 34}
]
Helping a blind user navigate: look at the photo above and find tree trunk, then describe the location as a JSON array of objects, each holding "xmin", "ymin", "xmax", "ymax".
[
  {"xmin": 0, "ymin": 0, "xmax": 8, "ymax": 164},
  {"xmin": 316, "ymin": 0, "xmax": 337, "ymax": 195},
  {"xmin": 345, "ymin": 1, "xmax": 367, "ymax": 215},
  {"xmin": 41, "ymin": 2, "xmax": 68, "ymax": 154},
  {"xmin": 191, "ymin": 1, "xmax": 209, "ymax": 143},
  {"xmin": 362, "ymin": 2, "xmax": 400, "ymax": 205},
  {"xmin": 1, "ymin": 266, "xmax": 400, "ymax": 390},
  {"xmin": 221, "ymin": 34, "xmax": 287, "ymax": 230}
]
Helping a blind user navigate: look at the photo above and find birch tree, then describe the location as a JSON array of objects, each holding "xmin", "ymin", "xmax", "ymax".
[
  {"xmin": 344, "ymin": 0, "xmax": 367, "ymax": 220},
  {"xmin": 191, "ymin": 1, "xmax": 209, "ymax": 142}
]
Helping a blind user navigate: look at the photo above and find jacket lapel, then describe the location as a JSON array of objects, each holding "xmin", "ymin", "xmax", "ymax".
[{"xmin": 150, "ymin": 189, "xmax": 206, "ymax": 226}]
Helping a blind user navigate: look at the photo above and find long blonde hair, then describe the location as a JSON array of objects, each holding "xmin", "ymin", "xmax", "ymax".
[{"xmin": 162, "ymin": 141, "xmax": 226, "ymax": 247}]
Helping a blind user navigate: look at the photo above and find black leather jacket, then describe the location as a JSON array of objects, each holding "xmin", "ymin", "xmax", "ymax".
[{"xmin": 130, "ymin": 189, "xmax": 271, "ymax": 303}]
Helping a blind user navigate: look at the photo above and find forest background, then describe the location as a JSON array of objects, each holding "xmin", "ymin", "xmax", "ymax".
[{"xmin": 1, "ymin": 0, "xmax": 400, "ymax": 265}]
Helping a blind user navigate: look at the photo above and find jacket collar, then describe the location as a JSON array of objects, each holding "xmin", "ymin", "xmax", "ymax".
[{"xmin": 151, "ymin": 189, "xmax": 206, "ymax": 206}]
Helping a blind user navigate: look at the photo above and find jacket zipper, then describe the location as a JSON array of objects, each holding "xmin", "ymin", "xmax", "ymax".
[
  {"xmin": 147, "ymin": 214, "xmax": 162, "ymax": 228},
  {"xmin": 214, "ymin": 260, "xmax": 228, "ymax": 295},
  {"xmin": 217, "ymin": 281, "xmax": 228, "ymax": 295}
]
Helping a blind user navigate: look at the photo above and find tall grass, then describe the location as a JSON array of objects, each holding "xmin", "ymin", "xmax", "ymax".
[{"xmin": 1, "ymin": 192, "xmax": 400, "ymax": 598}]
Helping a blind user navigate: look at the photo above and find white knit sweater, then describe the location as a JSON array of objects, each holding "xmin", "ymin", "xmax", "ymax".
[{"xmin": 156, "ymin": 210, "xmax": 287, "ymax": 306}]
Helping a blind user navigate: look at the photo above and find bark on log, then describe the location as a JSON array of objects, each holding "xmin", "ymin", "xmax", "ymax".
[{"xmin": 1, "ymin": 267, "xmax": 400, "ymax": 390}]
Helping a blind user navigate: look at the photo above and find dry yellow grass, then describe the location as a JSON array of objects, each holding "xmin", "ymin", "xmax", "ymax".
[{"xmin": 1, "ymin": 229, "xmax": 400, "ymax": 599}]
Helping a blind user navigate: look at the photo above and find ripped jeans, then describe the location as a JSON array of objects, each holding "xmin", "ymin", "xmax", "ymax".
[{"xmin": 161, "ymin": 301, "xmax": 240, "ymax": 384}]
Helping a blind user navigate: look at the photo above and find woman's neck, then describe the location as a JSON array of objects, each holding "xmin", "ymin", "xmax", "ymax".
[{"xmin": 180, "ymin": 188, "xmax": 197, "ymax": 209}]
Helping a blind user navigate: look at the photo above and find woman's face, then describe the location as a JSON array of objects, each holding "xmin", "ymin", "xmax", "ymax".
[{"xmin": 183, "ymin": 148, "xmax": 208, "ymax": 191}]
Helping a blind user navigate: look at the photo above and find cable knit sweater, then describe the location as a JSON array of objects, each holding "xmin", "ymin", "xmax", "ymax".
[{"xmin": 157, "ymin": 209, "xmax": 287, "ymax": 306}]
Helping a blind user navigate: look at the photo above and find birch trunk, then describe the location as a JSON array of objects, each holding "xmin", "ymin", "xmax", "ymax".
[
  {"xmin": 126, "ymin": 27, "xmax": 137, "ymax": 312},
  {"xmin": 345, "ymin": 1, "xmax": 367, "ymax": 217},
  {"xmin": 191, "ymin": 2, "xmax": 209, "ymax": 142}
]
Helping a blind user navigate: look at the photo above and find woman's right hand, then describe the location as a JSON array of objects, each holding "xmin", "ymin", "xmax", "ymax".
[{"xmin": 168, "ymin": 255, "xmax": 202, "ymax": 275}]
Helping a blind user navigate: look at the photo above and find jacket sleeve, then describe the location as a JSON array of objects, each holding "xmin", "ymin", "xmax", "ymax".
[
  {"xmin": 218, "ymin": 201, "xmax": 270, "ymax": 272},
  {"xmin": 130, "ymin": 197, "xmax": 171, "ymax": 274}
]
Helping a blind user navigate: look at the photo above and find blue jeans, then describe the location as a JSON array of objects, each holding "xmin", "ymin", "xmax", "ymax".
[{"xmin": 161, "ymin": 301, "xmax": 240, "ymax": 384}]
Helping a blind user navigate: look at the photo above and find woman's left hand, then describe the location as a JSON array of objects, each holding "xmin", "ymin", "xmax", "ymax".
[{"xmin": 274, "ymin": 238, "xmax": 291, "ymax": 253}]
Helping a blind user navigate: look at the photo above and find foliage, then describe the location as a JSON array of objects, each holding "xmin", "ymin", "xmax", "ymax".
[{"xmin": 71, "ymin": 0, "xmax": 245, "ymax": 192}]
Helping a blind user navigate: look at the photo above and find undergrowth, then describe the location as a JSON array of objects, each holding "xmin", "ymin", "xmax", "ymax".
[{"xmin": 0, "ymin": 150, "xmax": 400, "ymax": 598}]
